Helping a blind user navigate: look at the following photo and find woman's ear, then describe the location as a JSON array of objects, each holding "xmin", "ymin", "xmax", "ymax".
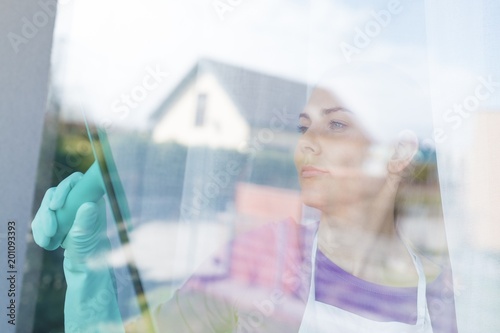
[{"xmin": 388, "ymin": 130, "xmax": 419, "ymax": 174}]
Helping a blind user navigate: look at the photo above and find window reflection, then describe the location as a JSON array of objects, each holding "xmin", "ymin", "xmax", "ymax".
[{"xmin": 24, "ymin": 0, "xmax": 500, "ymax": 332}]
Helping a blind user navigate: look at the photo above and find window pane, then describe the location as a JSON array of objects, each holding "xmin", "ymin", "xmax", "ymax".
[{"xmin": 23, "ymin": 0, "xmax": 500, "ymax": 332}]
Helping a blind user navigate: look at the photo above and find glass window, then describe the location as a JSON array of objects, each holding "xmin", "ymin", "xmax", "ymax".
[{"xmin": 20, "ymin": 1, "xmax": 500, "ymax": 332}]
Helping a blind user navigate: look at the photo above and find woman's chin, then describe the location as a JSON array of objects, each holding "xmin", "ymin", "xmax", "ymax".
[
  {"xmin": 300, "ymin": 191, "xmax": 328, "ymax": 210},
  {"xmin": 300, "ymin": 188, "xmax": 361, "ymax": 210}
]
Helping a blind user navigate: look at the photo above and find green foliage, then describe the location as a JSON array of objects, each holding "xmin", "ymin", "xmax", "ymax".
[{"xmin": 52, "ymin": 122, "xmax": 95, "ymax": 185}]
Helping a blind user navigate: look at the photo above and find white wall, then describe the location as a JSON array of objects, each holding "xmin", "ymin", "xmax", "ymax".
[{"xmin": 153, "ymin": 71, "xmax": 250, "ymax": 149}]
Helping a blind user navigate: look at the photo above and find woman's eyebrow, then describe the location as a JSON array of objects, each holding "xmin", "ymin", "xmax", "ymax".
[
  {"xmin": 299, "ymin": 107, "xmax": 350, "ymax": 119},
  {"xmin": 322, "ymin": 107, "xmax": 351, "ymax": 115}
]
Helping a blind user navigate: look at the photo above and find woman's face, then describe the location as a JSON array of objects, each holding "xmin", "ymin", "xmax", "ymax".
[{"xmin": 294, "ymin": 87, "xmax": 389, "ymax": 211}]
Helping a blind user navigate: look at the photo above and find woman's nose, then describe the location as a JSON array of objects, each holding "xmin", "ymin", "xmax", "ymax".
[{"xmin": 299, "ymin": 131, "xmax": 321, "ymax": 154}]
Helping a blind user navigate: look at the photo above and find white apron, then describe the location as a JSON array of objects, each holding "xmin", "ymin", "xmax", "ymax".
[{"xmin": 298, "ymin": 234, "xmax": 434, "ymax": 333}]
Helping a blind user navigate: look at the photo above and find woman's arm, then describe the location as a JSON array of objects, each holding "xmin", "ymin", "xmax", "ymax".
[
  {"xmin": 31, "ymin": 173, "xmax": 125, "ymax": 332},
  {"xmin": 32, "ymin": 172, "xmax": 237, "ymax": 333}
]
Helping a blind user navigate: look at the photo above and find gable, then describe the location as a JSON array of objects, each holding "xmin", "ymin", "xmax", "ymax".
[
  {"xmin": 150, "ymin": 59, "xmax": 308, "ymax": 133},
  {"xmin": 152, "ymin": 70, "xmax": 250, "ymax": 148}
]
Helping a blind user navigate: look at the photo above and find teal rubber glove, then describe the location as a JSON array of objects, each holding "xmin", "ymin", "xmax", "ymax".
[
  {"xmin": 62, "ymin": 198, "xmax": 124, "ymax": 333},
  {"xmin": 32, "ymin": 172, "xmax": 83, "ymax": 249},
  {"xmin": 32, "ymin": 162, "xmax": 105, "ymax": 250},
  {"xmin": 32, "ymin": 172, "xmax": 125, "ymax": 333}
]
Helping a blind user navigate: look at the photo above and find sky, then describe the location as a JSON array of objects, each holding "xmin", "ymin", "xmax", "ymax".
[{"xmin": 50, "ymin": 0, "xmax": 499, "ymax": 144}]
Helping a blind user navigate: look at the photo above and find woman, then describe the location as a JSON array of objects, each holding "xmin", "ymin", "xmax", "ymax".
[
  {"xmin": 291, "ymin": 83, "xmax": 447, "ymax": 333},
  {"xmin": 32, "ymin": 64, "xmax": 457, "ymax": 332}
]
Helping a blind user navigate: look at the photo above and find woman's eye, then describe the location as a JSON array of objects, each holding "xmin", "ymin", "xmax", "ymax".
[
  {"xmin": 329, "ymin": 120, "xmax": 347, "ymax": 131},
  {"xmin": 297, "ymin": 125, "xmax": 308, "ymax": 134}
]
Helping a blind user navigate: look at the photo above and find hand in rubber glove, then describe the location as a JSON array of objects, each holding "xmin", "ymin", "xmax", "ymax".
[
  {"xmin": 32, "ymin": 173, "xmax": 124, "ymax": 333},
  {"xmin": 31, "ymin": 170, "xmax": 110, "ymax": 259},
  {"xmin": 32, "ymin": 172, "xmax": 83, "ymax": 250},
  {"xmin": 63, "ymin": 198, "xmax": 108, "ymax": 259}
]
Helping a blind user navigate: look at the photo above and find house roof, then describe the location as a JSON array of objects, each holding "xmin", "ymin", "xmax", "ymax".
[{"xmin": 149, "ymin": 58, "xmax": 308, "ymax": 132}]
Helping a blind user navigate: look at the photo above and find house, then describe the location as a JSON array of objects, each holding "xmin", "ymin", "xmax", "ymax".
[
  {"xmin": 149, "ymin": 58, "xmax": 308, "ymax": 151},
  {"xmin": 146, "ymin": 58, "xmax": 308, "ymax": 226}
]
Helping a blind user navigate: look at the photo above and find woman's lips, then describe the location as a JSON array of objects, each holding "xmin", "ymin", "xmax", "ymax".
[{"xmin": 301, "ymin": 165, "xmax": 329, "ymax": 178}]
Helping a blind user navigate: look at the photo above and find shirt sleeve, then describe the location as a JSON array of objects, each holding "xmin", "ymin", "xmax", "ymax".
[{"xmin": 150, "ymin": 218, "xmax": 306, "ymax": 333}]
